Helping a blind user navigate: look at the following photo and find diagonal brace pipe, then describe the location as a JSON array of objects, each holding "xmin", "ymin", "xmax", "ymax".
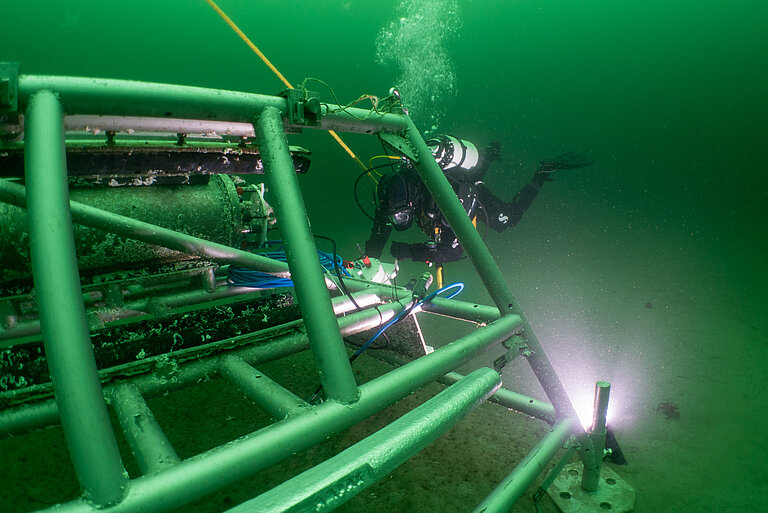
[{"xmin": 255, "ymin": 106, "xmax": 359, "ymax": 404}]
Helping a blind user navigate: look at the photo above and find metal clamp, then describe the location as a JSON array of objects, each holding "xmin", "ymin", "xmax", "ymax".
[
  {"xmin": 279, "ymin": 88, "xmax": 321, "ymax": 128},
  {"xmin": 0, "ymin": 62, "xmax": 19, "ymax": 113}
]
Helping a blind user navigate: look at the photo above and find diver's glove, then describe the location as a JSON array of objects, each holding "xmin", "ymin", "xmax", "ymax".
[
  {"xmin": 485, "ymin": 141, "xmax": 502, "ymax": 162},
  {"xmin": 538, "ymin": 152, "xmax": 593, "ymax": 173}
]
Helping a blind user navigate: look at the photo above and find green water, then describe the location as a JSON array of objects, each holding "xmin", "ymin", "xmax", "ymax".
[{"xmin": 2, "ymin": 1, "xmax": 767, "ymax": 512}]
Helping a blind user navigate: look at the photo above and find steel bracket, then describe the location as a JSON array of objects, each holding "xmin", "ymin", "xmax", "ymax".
[
  {"xmin": 279, "ymin": 88, "xmax": 321, "ymax": 128},
  {"xmin": 0, "ymin": 62, "xmax": 21, "ymax": 140},
  {"xmin": 0, "ymin": 62, "xmax": 19, "ymax": 113},
  {"xmin": 378, "ymin": 131, "xmax": 416, "ymax": 161}
]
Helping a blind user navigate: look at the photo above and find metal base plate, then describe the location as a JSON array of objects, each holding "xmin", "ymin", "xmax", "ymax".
[{"xmin": 547, "ymin": 462, "xmax": 636, "ymax": 513}]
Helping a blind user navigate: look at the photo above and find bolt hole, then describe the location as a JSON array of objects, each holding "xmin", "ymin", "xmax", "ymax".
[
  {"xmin": 568, "ymin": 469, "xmax": 579, "ymax": 476},
  {"xmin": 605, "ymin": 478, "xmax": 616, "ymax": 485},
  {"xmin": 559, "ymin": 492, "xmax": 571, "ymax": 500},
  {"xmin": 600, "ymin": 502, "xmax": 612, "ymax": 510},
  {"xmin": 164, "ymin": 111, "xmax": 172, "ymax": 117},
  {"xmin": 529, "ymin": 399, "xmax": 534, "ymax": 403}
]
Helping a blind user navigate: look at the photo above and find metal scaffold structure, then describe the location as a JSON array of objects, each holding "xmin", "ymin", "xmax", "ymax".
[{"xmin": 0, "ymin": 62, "xmax": 629, "ymax": 513}]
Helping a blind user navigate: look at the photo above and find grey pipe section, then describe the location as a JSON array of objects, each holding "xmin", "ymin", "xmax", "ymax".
[
  {"xmin": 0, "ymin": 178, "xmax": 291, "ymax": 277},
  {"xmin": 64, "ymin": 115, "xmax": 258, "ymax": 138},
  {"xmin": 256, "ymin": 106, "xmax": 358, "ymax": 404},
  {"xmin": 471, "ymin": 418, "xmax": 579, "ymax": 513},
  {"xmin": 581, "ymin": 381, "xmax": 610, "ymax": 492},
  {"xmin": 33, "ymin": 314, "xmax": 522, "ymax": 513},
  {"xmin": 219, "ymin": 355, "xmax": 308, "ymax": 420},
  {"xmin": 228, "ymin": 368, "xmax": 501, "ymax": 513},
  {"xmin": 111, "ymin": 383, "xmax": 180, "ymax": 475},
  {"xmin": 24, "ymin": 90, "xmax": 128, "ymax": 506}
]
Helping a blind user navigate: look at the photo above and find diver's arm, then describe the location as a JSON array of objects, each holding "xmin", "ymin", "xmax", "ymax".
[
  {"xmin": 476, "ymin": 173, "xmax": 550, "ymax": 233},
  {"xmin": 364, "ymin": 212, "xmax": 393, "ymax": 259},
  {"xmin": 470, "ymin": 141, "xmax": 502, "ymax": 180},
  {"xmin": 478, "ymin": 151, "xmax": 592, "ymax": 232}
]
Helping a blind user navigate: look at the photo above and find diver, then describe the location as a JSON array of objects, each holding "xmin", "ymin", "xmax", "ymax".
[{"xmin": 364, "ymin": 134, "xmax": 592, "ymax": 266}]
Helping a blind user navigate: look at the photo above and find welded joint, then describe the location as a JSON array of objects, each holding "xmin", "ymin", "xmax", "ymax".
[
  {"xmin": 378, "ymin": 131, "xmax": 416, "ymax": 161},
  {"xmin": 493, "ymin": 335, "xmax": 528, "ymax": 372}
]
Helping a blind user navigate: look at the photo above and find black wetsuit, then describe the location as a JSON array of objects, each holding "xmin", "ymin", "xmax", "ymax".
[{"xmin": 365, "ymin": 162, "xmax": 550, "ymax": 264}]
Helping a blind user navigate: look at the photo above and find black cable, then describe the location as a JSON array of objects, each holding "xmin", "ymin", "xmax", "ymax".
[
  {"xmin": 354, "ymin": 161, "xmax": 402, "ymax": 221},
  {"xmin": 313, "ymin": 235, "xmax": 361, "ymax": 311},
  {"xmin": 354, "ymin": 169, "xmax": 375, "ymax": 221},
  {"xmin": 475, "ymin": 193, "xmax": 491, "ymax": 242}
]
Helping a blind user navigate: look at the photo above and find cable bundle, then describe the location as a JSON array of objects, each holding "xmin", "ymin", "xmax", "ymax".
[{"xmin": 228, "ymin": 245, "xmax": 349, "ymax": 289}]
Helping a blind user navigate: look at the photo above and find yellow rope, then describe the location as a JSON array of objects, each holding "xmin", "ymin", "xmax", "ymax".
[
  {"xmin": 204, "ymin": 0, "xmax": 292, "ymax": 89},
  {"xmin": 328, "ymin": 130, "xmax": 367, "ymax": 170},
  {"xmin": 204, "ymin": 0, "xmax": 367, "ymax": 170}
]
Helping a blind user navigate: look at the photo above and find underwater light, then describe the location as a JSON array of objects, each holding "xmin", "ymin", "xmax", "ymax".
[{"xmin": 571, "ymin": 383, "xmax": 614, "ymax": 430}]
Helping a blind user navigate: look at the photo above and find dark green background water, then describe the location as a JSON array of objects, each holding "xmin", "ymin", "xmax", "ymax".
[{"xmin": 2, "ymin": 1, "xmax": 766, "ymax": 512}]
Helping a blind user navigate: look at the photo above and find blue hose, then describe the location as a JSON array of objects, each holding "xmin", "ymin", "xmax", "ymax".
[
  {"xmin": 228, "ymin": 245, "xmax": 349, "ymax": 289},
  {"xmin": 351, "ymin": 282, "xmax": 465, "ymax": 359}
]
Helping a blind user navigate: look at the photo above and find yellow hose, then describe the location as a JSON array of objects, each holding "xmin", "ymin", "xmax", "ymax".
[{"xmin": 204, "ymin": 0, "xmax": 367, "ymax": 170}]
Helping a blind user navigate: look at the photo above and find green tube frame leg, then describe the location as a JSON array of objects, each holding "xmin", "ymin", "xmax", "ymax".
[
  {"xmin": 255, "ymin": 106, "xmax": 359, "ymax": 404},
  {"xmin": 24, "ymin": 89, "xmax": 128, "ymax": 506}
]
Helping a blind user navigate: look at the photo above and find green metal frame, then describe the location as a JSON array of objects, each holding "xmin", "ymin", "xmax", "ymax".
[{"xmin": 0, "ymin": 68, "xmax": 608, "ymax": 513}]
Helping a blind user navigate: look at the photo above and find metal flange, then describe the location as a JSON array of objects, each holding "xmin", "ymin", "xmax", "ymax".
[{"xmin": 547, "ymin": 462, "xmax": 636, "ymax": 513}]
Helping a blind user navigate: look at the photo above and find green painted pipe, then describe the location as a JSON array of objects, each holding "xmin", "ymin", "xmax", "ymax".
[
  {"xmin": 18, "ymin": 75, "xmax": 287, "ymax": 121},
  {"xmin": 318, "ymin": 104, "xmax": 408, "ymax": 134},
  {"xmin": 0, "ymin": 178, "xmax": 291, "ymax": 277},
  {"xmin": 342, "ymin": 277, "xmax": 503, "ymax": 325},
  {"xmin": 24, "ymin": 90, "xmax": 128, "ymax": 506},
  {"xmin": 369, "ymin": 352, "xmax": 557, "ymax": 426},
  {"xmin": 219, "ymin": 355, "xmax": 309, "ymax": 420},
  {"xmin": 419, "ymin": 296, "xmax": 502, "ymax": 324},
  {"xmin": 256, "ymin": 106, "xmax": 359, "ymax": 404},
  {"xmin": 440, "ymin": 372, "xmax": 557, "ymax": 425},
  {"xmin": 35, "ymin": 314, "xmax": 521, "ymax": 513},
  {"xmin": 471, "ymin": 418, "xmax": 579, "ymax": 513},
  {"xmin": 17, "ymin": 74, "xmax": 406, "ymax": 134},
  {"xmin": 111, "ymin": 383, "xmax": 180, "ymax": 475},
  {"xmin": 227, "ymin": 367, "xmax": 502, "ymax": 513},
  {"xmin": 404, "ymin": 118, "xmax": 581, "ymax": 425}
]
